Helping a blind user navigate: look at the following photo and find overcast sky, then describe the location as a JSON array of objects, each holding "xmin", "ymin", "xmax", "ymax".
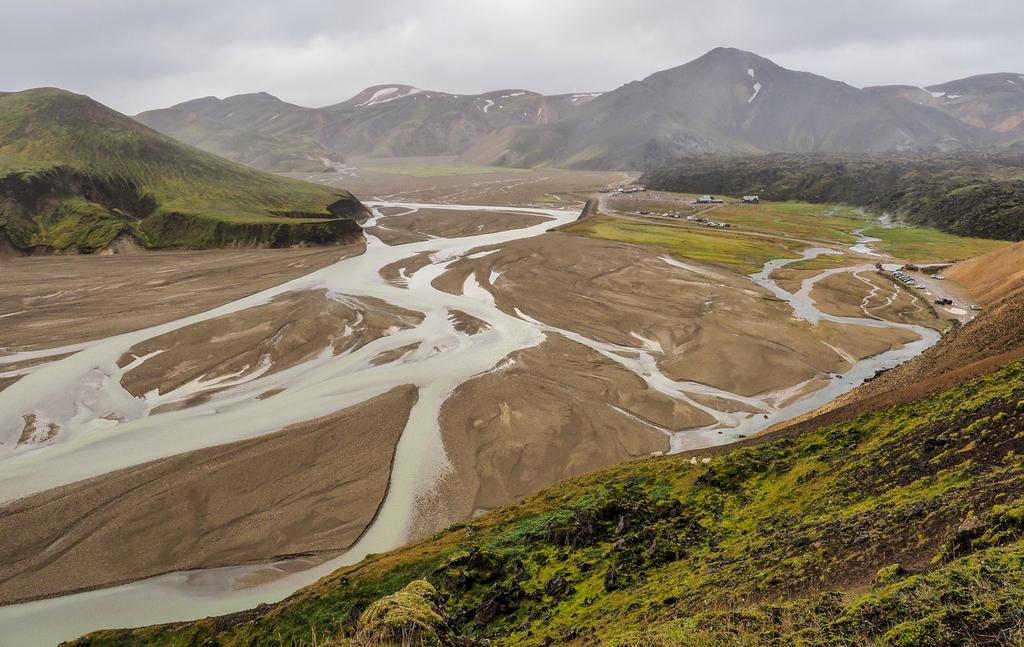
[{"xmin": 5, "ymin": 0, "xmax": 1023, "ymax": 114}]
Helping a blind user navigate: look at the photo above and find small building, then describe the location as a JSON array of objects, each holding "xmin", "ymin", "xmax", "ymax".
[
  {"xmin": 742, "ymin": 195, "xmax": 760, "ymax": 204},
  {"xmin": 696, "ymin": 195, "xmax": 715, "ymax": 204}
]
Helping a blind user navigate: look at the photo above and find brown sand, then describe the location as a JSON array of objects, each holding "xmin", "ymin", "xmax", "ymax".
[
  {"xmin": 424, "ymin": 336, "xmax": 683, "ymax": 533},
  {"xmin": 0, "ymin": 386, "xmax": 417, "ymax": 604},
  {"xmin": 118, "ymin": 290, "xmax": 422, "ymax": 402},
  {"xmin": 432, "ymin": 232, "xmax": 913, "ymax": 398},
  {"xmin": 367, "ymin": 209, "xmax": 547, "ymax": 246},
  {"xmin": 293, "ymin": 161, "xmax": 633, "ymax": 206},
  {"xmin": 0, "ymin": 244, "xmax": 363, "ymax": 352},
  {"xmin": 771, "ymin": 268, "xmax": 817, "ymax": 295},
  {"xmin": 448, "ymin": 310, "xmax": 490, "ymax": 335},
  {"xmin": 811, "ymin": 271, "xmax": 944, "ymax": 329},
  {"xmin": 380, "ymin": 251, "xmax": 438, "ymax": 285}
]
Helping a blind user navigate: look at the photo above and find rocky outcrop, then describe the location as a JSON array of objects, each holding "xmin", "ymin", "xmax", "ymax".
[{"xmin": 139, "ymin": 210, "xmax": 362, "ymax": 249}]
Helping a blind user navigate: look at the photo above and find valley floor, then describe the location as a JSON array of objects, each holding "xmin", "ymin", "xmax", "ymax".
[{"xmin": 0, "ymin": 170, "xmax": 998, "ymax": 645}]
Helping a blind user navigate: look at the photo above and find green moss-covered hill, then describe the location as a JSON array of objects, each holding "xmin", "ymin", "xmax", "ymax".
[
  {"xmin": 74, "ymin": 295, "xmax": 1024, "ymax": 646},
  {"xmin": 0, "ymin": 88, "xmax": 366, "ymax": 253},
  {"xmin": 641, "ymin": 152, "xmax": 1024, "ymax": 241}
]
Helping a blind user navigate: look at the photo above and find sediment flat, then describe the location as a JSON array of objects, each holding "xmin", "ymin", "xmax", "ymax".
[
  {"xmin": 0, "ymin": 244, "xmax": 364, "ymax": 353},
  {"xmin": 0, "ymin": 386, "xmax": 416, "ymax": 604}
]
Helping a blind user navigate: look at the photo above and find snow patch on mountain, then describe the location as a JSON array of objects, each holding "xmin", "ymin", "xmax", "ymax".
[
  {"xmin": 356, "ymin": 86, "xmax": 423, "ymax": 108},
  {"xmin": 748, "ymin": 82, "xmax": 762, "ymax": 103}
]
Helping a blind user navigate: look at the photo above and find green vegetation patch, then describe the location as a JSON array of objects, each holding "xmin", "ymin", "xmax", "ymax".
[
  {"xmin": 709, "ymin": 200, "xmax": 869, "ymax": 244},
  {"xmin": 864, "ymin": 226, "xmax": 1011, "ymax": 262},
  {"xmin": 641, "ymin": 152, "xmax": 1024, "ymax": 241},
  {"xmin": 567, "ymin": 215, "xmax": 801, "ymax": 273},
  {"xmin": 0, "ymin": 88, "xmax": 365, "ymax": 251}
]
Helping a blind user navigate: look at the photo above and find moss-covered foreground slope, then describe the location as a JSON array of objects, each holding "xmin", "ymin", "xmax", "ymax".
[
  {"xmin": 0, "ymin": 88, "xmax": 366, "ymax": 252},
  {"xmin": 74, "ymin": 349, "xmax": 1024, "ymax": 646}
]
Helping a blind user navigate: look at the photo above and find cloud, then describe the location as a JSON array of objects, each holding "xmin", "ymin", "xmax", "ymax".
[{"xmin": 4, "ymin": 0, "xmax": 1023, "ymax": 114}]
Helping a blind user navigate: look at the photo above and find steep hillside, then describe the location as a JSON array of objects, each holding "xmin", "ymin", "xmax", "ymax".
[
  {"xmin": 870, "ymin": 73, "xmax": 1024, "ymax": 143},
  {"xmin": 75, "ymin": 294, "xmax": 1024, "ymax": 646},
  {"xmin": 641, "ymin": 151, "xmax": 1024, "ymax": 240},
  {"xmin": 947, "ymin": 240, "xmax": 1024, "ymax": 304},
  {"xmin": 0, "ymin": 88, "xmax": 366, "ymax": 253},
  {"xmin": 467, "ymin": 48, "xmax": 987, "ymax": 170},
  {"xmin": 135, "ymin": 92, "xmax": 332, "ymax": 172}
]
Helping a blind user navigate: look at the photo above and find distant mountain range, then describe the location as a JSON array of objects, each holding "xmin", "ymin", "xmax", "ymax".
[
  {"xmin": 136, "ymin": 85, "xmax": 600, "ymax": 172},
  {"xmin": 0, "ymin": 88, "xmax": 365, "ymax": 253},
  {"xmin": 136, "ymin": 48, "xmax": 1022, "ymax": 171}
]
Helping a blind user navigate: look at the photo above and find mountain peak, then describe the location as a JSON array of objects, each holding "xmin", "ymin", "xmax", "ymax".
[
  {"xmin": 245, "ymin": 91, "xmax": 283, "ymax": 102},
  {"xmin": 5, "ymin": 87, "xmax": 147, "ymax": 133},
  {"xmin": 703, "ymin": 46, "xmax": 758, "ymax": 57},
  {"xmin": 645, "ymin": 47, "xmax": 777, "ymax": 84},
  {"xmin": 696, "ymin": 46, "xmax": 771, "ymax": 65}
]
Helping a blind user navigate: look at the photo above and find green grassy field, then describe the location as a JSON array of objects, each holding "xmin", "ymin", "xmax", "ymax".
[
  {"xmin": 710, "ymin": 201, "xmax": 870, "ymax": 244},
  {"xmin": 600, "ymin": 191, "xmax": 1012, "ymax": 268},
  {"xmin": 864, "ymin": 226, "xmax": 1012, "ymax": 262},
  {"xmin": 783, "ymin": 253, "xmax": 863, "ymax": 271},
  {"xmin": 82, "ymin": 354, "xmax": 1024, "ymax": 646},
  {"xmin": 567, "ymin": 215, "xmax": 801, "ymax": 273},
  {"xmin": 609, "ymin": 194, "xmax": 872, "ymax": 244}
]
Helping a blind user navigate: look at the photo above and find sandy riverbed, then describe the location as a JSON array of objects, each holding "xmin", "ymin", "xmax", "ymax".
[{"xmin": 0, "ymin": 201, "xmax": 941, "ymax": 643}]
